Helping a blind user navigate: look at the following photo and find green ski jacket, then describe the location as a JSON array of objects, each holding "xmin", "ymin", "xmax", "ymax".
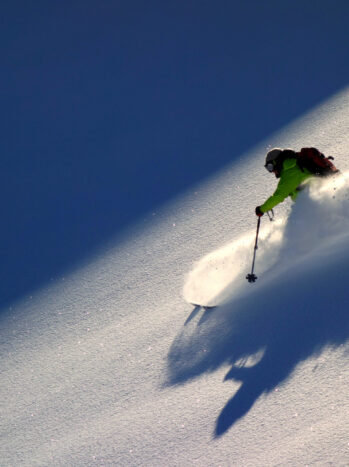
[{"xmin": 260, "ymin": 158, "xmax": 313, "ymax": 213}]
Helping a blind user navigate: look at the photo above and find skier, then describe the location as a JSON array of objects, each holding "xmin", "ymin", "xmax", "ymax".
[{"xmin": 255, "ymin": 147, "xmax": 338, "ymax": 217}]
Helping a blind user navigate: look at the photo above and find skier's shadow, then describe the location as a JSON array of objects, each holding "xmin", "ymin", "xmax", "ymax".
[{"xmin": 167, "ymin": 235, "xmax": 349, "ymax": 437}]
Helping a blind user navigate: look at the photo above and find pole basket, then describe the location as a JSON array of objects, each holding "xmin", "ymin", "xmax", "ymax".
[{"xmin": 246, "ymin": 273, "xmax": 257, "ymax": 283}]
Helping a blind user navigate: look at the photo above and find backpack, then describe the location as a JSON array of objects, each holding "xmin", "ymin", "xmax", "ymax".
[{"xmin": 296, "ymin": 147, "xmax": 339, "ymax": 176}]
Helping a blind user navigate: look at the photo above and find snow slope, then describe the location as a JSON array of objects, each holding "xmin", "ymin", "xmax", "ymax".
[{"xmin": 2, "ymin": 89, "xmax": 349, "ymax": 466}]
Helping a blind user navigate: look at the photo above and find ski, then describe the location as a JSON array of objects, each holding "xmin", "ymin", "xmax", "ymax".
[{"xmin": 190, "ymin": 303, "xmax": 217, "ymax": 310}]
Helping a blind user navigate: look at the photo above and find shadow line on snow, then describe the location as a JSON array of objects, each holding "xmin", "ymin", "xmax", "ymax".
[{"xmin": 166, "ymin": 208, "xmax": 349, "ymax": 437}]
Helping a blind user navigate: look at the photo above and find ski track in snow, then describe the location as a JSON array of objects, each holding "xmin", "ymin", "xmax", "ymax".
[{"xmin": 2, "ymin": 89, "xmax": 349, "ymax": 465}]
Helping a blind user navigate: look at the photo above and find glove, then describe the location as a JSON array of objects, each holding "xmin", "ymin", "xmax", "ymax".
[{"xmin": 255, "ymin": 206, "xmax": 264, "ymax": 217}]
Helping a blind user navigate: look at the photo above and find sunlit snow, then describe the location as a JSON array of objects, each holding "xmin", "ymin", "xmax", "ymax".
[{"xmin": 2, "ymin": 88, "xmax": 349, "ymax": 465}]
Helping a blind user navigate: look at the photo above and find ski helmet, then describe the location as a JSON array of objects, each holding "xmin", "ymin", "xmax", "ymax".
[{"xmin": 265, "ymin": 148, "xmax": 283, "ymax": 172}]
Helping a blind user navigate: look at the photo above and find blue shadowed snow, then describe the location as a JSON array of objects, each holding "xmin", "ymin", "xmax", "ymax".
[{"xmin": 1, "ymin": 1, "xmax": 349, "ymax": 310}]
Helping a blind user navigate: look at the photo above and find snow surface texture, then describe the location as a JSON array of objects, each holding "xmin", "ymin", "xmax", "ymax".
[{"xmin": 2, "ymin": 89, "xmax": 349, "ymax": 465}]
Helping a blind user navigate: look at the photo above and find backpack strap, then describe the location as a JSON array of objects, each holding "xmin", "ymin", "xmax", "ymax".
[{"xmin": 273, "ymin": 149, "xmax": 297, "ymax": 173}]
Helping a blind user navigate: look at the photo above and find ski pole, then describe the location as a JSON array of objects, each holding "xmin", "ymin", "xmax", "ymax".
[
  {"xmin": 267, "ymin": 208, "xmax": 274, "ymax": 221},
  {"xmin": 246, "ymin": 216, "xmax": 261, "ymax": 283}
]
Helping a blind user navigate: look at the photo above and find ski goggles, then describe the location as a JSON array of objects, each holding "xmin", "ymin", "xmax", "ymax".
[{"xmin": 265, "ymin": 162, "xmax": 275, "ymax": 173}]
